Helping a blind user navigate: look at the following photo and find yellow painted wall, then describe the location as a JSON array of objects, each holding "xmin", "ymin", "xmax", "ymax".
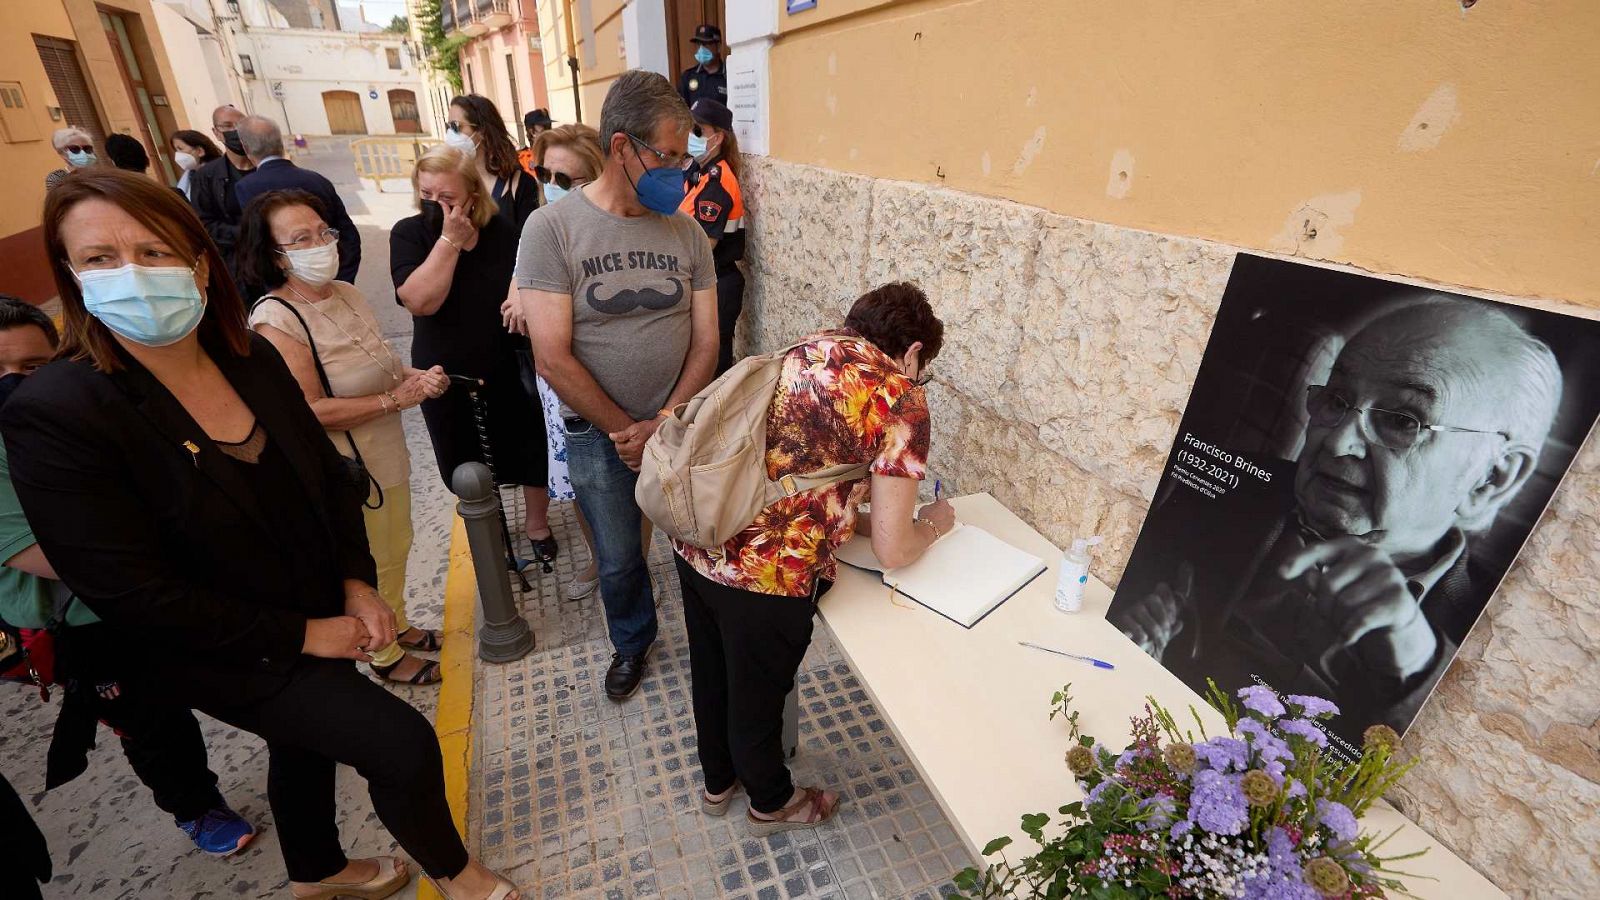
[
  {"xmin": 536, "ymin": 0, "xmax": 626, "ymax": 127},
  {"xmin": 767, "ymin": 0, "xmax": 1600, "ymax": 308},
  {"xmin": 0, "ymin": 2, "xmax": 93, "ymax": 241}
]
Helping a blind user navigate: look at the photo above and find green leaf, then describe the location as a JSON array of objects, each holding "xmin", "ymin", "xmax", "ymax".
[{"xmin": 981, "ymin": 836, "xmax": 1013, "ymax": 856}]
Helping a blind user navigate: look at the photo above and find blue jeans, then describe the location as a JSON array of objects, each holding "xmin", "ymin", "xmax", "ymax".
[{"xmin": 562, "ymin": 418, "xmax": 657, "ymax": 656}]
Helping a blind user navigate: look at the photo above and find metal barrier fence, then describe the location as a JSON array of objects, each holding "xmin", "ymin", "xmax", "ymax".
[{"xmin": 349, "ymin": 136, "xmax": 442, "ymax": 193}]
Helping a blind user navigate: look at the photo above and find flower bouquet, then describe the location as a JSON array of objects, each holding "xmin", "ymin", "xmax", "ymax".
[{"xmin": 953, "ymin": 682, "xmax": 1423, "ymax": 899}]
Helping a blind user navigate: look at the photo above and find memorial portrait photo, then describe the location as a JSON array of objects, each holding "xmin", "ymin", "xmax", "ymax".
[{"xmin": 1109, "ymin": 254, "xmax": 1600, "ymax": 759}]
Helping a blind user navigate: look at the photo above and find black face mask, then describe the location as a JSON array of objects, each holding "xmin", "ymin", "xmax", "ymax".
[
  {"xmin": 221, "ymin": 130, "xmax": 246, "ymax": 156},
  {"xmin": 419, "ymin": 199, "xmax": 444, "ymax": 235},
  {"xmin": 0, "ymin": 372, "xmax": 27, "ymax": 411}
]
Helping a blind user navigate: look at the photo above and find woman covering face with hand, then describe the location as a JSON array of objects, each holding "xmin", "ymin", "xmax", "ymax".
[
  {"xmin": 238, "ymin": 189, "xmax": 450, "ymax": 687},
  {"xmin": 2, "ymin": 169, "xmax": 520, "ymax": 899},
  {"xmin": 391, "ymin": 146, "xmax": 551, "ymax": 561}
]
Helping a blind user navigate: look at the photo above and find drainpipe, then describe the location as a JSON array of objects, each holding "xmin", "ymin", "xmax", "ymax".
[{"xmin": 562, "ymin": 0, "xmax": 581, "ymax": 122}]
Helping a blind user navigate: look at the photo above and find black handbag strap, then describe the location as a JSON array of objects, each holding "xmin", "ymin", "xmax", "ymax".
[{"xmin": 254, "ymin": 294, "xmax": 385, "ymax": 509}]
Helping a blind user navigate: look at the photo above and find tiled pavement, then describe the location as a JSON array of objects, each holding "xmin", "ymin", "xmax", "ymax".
[
  {"xmin": 476, "ymin": 497, "xmax": 975, "ymax": 900},
  {"xmin": 0, "ymin": 136, "xmax": 974, "ymax": 898}
]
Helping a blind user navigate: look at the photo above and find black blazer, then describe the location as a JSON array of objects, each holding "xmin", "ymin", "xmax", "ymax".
[
  {"xmin": 235, "ymin": 158, "xmax": 363, "ymax": 283},
  {"xmin": 188, "ymin": 155, "xmax": 248, "ymax": 258},
  {"xmin": 0, "ymin": 333, "xmax": 377, "ymax": 706}
]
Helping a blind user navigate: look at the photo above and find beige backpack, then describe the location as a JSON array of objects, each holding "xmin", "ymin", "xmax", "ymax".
[{"xmin": 635, "ymin": 336, "xmax": 872, "ymax": 549}]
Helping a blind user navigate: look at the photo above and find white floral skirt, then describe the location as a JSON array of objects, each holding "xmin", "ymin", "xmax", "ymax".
[{"xmin": 537, "ymin": 373, "xmax": 576, "ymax": 501}]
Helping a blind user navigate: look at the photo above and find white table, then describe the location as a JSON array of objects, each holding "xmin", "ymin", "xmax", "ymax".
[{"xmin": 814, "ymin": 493, "xmax": 1505, "ymax": 899}]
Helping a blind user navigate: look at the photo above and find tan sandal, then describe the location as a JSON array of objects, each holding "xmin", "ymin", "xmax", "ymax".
[
  {"xmin": 291, "ymin": 856, "xmax": 410, "ymax": 899},
  {"xmin": 746, "ymin": 786, "xmax": 841, "ymax": 836},
  {"xmin": 424, "ymin": 872, "xmax": 521, "ymax": 900},
  {"xmin": 702, "ymin": 780, "xmax": 742, "ymax": 816}
]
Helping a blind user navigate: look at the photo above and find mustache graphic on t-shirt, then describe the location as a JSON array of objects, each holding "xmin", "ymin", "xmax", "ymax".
[{"xmin": 586, "ymin": 278, "xmax": 685, "ymax": 314}]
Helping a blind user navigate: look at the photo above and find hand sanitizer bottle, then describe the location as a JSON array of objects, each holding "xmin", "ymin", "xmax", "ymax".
[{"xmin": 1054, "ymin": 536, "xmax": 1103, "ymax": 613}]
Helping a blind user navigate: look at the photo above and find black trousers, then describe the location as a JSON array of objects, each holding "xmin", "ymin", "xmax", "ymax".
[
  {"xmin": 714, "ymin": 267, "xmax": 746, "ymax": 378},
  {"xmin": 198, "ymin": 657, "xmax": 468, "ymax": 882},
  {"xmin": 53, "ymin": 624, "xmax": 223, "ymax": 822},
  {"xmin": 675, "ymin": 555, "xmax": 816, "ymax": 814}
]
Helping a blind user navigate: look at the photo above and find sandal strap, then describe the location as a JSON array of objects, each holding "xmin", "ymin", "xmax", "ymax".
[
  {"xmin": 770, "ymin": 787, "xmax": 827, "ymax": 823},
  {"xmin": 399, "ymin": 628, "xmax": 442, "ymax": 652},
  {"xmin": 376, "ymin": 658, "xmax": 442, "ymax": 685}
]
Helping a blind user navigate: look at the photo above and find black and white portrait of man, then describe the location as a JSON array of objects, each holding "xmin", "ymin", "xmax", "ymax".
[{"xmin": 1109, "ymin": 255, "xmax": 1600, "ymax": 756}]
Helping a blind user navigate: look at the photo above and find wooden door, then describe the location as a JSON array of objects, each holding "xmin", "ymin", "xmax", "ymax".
[
  {"xmin": 323, "ymin": 90, "xmax": 368, "ymax": 134},
  {"xmin": 665, "ymin": 0, "xmax": 724, "ymax": 82},
  {"xmin": 389, "ymin": 89, "xmax": 421, "ymax": 134},
  {"xmin": 100, "ymin": 11, "xmax": 175, "ymax": 183}
]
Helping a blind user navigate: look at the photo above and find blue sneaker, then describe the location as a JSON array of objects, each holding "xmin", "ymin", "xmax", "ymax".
[{"xmin": 176, "ymin": 804, "xmax": 257, "ymax": 857}]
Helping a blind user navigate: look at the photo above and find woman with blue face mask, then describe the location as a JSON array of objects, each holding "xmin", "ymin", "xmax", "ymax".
[
  {"xmin": 679, "ymin": 99, "xmax": 747, "ymax": 376},
  {"xmin": 46, "ymin": 127, "xmax": 97, "ymax": 191},
  {"xmin": 507, "ymin": 122, "xmax": 610, "ymax": 602},
  {"xmin": 4, "ymin": 169, "xmax": 523, "ymax": 900}
]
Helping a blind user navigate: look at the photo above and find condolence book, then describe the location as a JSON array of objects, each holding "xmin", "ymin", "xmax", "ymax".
[{"xmin": 834, "ymin": 523, "xmax": 1046, "ymax": 628}]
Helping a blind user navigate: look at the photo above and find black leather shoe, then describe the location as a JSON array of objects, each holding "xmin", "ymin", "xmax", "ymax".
[{"xmin": 605, "ymin": 649, "xmax": 650, "ymax": 700}]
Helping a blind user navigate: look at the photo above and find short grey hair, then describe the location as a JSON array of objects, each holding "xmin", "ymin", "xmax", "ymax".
[
  {"xmin": 51, "ymin": 127, "xmax": 92, "ymax": 150},
  {"xmin": 237, "ymin": 115, "xmax": 285, "ymax": 159},
  {"xmin": 598, "ymin": 69, "xmax": 690, "ymax": 156}
]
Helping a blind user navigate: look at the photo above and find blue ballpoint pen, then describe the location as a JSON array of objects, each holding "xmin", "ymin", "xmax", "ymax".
[
  {"xmin": 934, "ymin": 479, "xmax": 942, "ymax": 501},
  {"xmin": 1018, "ymin": 641, "xmax": 1116, "ymax": 670}
]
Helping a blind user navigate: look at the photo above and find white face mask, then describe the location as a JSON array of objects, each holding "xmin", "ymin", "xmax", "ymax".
[
  {"xmin": 280, "ymin": 242, "xmax": 340, "ymax": 287},
  {"xmin": 443, "ymin": 129, "xmax": 477, "ymax": 157},
  {"xmin": 174, "ymin": 151, "xmax": 199, "ymax": 171}
]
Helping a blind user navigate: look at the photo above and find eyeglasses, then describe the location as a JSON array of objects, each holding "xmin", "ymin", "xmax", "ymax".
[
  {"xmin": 274, "ymin": 228, "xmax": 340, "ymax": 251},
  {"xmin": 1303, "ymin": 385, "xmax": 1509, "ymax": 452},
  {"xmin": 533, "ymin": 166, "xmax": 588, "ymax": 191},
  {"xmin": 626, "ymin": 133, "xmax": 691, "ymax": 169},
  {"xmin": 61, "ymin": 144, "xmax": 94, "ymax": 154},
  {"xmin": 446, "ymin": 121, "xmax": 466, "ymax": 134}
]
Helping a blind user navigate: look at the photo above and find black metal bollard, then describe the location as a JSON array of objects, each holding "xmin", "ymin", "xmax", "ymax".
[{"xmin": 452, "ymin": 461, "xmax": 535, "ymax": 663}]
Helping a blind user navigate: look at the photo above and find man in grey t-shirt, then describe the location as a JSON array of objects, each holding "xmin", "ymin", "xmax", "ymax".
[{"xmin": 516, "ymin": 69, "xmax": 718, "ymax": 701}]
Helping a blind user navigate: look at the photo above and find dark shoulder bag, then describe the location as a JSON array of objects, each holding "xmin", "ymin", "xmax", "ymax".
[{"xmin": 254, "ymin": 295, "xmax": 385, "ymax": 510}]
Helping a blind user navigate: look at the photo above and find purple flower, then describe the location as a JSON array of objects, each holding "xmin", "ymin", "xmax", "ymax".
[
  {"xmin": 1116, "ymin": 748, "xmax": 1139, "ymax": 770},
  {"xmin": 1238, "ymin": 685, "xmax": 1287, "ymax": 718},
  {"xmin": 1264, "ymin": 826, "xmax": 1301, "ymax": 876},
  {"xmin": 1239, "ymin": 874, "xmax": 1319, "ymax": 900},
  {"xmin": 1237, "ymin": 719, "xmax": 1295, "ymax": 768},
  {"xmin": 1085, "ymin": 780, "xmax": 1115, "ymax": 807},
  {"xmin": 1170, "ymin": 818, "xmax": 1194, "ymax": 839},
  {"xmin": 1193, "ymin": 736, "xmax": 1250, "ymax": 773},
  {"xmin": 1275, "ymin": 717, "xmax": 1328, "ymax": 748},
  {"xmin": 1137, "ymin": 794, "xmax": 1177, "ymax": 831},
  {"xmin": 1285, "ymin": 779, "xmax": 1307, "ymax": 799},
  {"xmin": 1317, "ymin": 799, "xmax": 1360, "ymax": 843},
  {"xmin": 1187, "ymin": 769, "xmax": 1249, "ymax": 835},
  {"xmin": 1285, "ymin": 694, "xmax": 1339, "ymax": 718}
]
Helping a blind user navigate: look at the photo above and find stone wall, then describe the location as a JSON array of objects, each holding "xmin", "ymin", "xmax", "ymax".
[{"xmin": 738, "ymin": 155, "xmax": 1600, "ymax": 897}]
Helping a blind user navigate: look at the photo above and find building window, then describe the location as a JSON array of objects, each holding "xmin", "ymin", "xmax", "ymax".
[
  {"xmin": 386, "ymin": 47, "xmax": 401, "ymax": 70},
  {"xmin": 239, "ymin": 54, "xmax": 255, "ymax": 75}
]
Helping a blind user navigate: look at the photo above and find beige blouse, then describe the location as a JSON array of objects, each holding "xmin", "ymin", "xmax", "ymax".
[{"xmin": 249, "ymin": 282, "xmax": 412, "ymax": 489}]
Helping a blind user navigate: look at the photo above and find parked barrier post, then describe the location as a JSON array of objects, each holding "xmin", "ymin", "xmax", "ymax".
[{"xmin": 452, "ymin": 461, "xmax": 535, "ymax": 663}]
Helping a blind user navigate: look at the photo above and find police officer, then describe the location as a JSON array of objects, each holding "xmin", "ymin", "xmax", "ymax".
[{"xmin": 678, "ymin": 24, "xmax": 727, "ymax": 108}]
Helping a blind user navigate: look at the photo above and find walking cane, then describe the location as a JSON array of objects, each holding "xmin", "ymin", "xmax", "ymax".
[{"xmin": 447, "ymin": 374, "xmax": 534, "ymax": 592}]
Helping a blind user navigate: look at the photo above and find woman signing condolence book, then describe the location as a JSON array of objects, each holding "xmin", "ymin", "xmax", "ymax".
[
  {"xmin": 671, "ymin": 282, "xmax": 955, "ymax": 833},
  {"xmin": 2, "ymin": 170, "xmax": 519, "ymax": 899}
]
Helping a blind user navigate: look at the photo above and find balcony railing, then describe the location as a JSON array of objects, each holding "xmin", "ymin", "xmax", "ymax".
[
  {"xmin": 440, "ymin": 0, "xmax": 456, "ymax": 34},
  {"xmin": 483, "ymin": 0, "xmax": 511, "ymax": 28}
]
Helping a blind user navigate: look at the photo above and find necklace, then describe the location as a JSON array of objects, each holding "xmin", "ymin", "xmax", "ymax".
[{"xmin": 284, "ymin": 283, "xmax": 403, "ymax": 384}]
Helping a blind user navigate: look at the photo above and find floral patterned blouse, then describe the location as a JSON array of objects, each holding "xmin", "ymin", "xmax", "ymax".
[{"xmin": 673, "ymin": 329, "xmax": 931, "ymax": 597}]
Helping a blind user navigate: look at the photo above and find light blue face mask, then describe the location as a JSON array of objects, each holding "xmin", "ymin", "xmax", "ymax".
[
  {"xmin": 687, "ymin": 131, "xmax": 709, "ymax": 158},
  {"xmin": 695, "ymin": 46, "xmax": 714, "ymax": 66},
  {"xmin": 74, "ymin": 263, "xmax": 207, "ymax": 347},
  {"xmin": 66, "ymin": 149, "xmax": 97, "ymax": 168},
  {"xmin": 542, "ymin": 182, "xmax": 569, "ymax": 205}
]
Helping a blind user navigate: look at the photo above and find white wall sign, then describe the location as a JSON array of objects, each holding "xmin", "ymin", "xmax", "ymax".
[{"xmin": 727, "ymin": 43, "xmax": 768, "ymax": 157}]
